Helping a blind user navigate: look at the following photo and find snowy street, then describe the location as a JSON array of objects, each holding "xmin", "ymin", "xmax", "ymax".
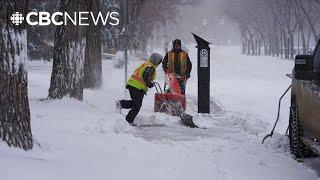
[{"xmin": 1, "ymin": 46, "xmax": 319, "ymax": 180}]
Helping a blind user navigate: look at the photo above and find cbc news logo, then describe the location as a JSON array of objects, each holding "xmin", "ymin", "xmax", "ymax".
[
  {"xmin": 10, "ymin": 11, "xmax": 119, "ymax": 26},
  {"xmin": 10, "ymin": 12, "xmax": 24, "ymax": 26}
]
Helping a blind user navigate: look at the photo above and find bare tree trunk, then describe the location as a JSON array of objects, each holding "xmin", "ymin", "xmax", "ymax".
[
  {"xmin": 247, "ymin": 39, "xmax": 250, "ymax": 55},
  {"xmin": 301, "ymin": 30, "xmax": 307, "ymax": 54},
  {"xmin": 274, "ymin": 32, "xmax": 278, "ymax": 57},
  {"xmin": 297, "ymin": 30, "xmax": 300, "ymax": 54},
  {"xmin": 240, "ymin": 27, "xmax": 247, "ymax": 54},
  {"xmin": 278, "ymin": 32, "xmax": 281, "ymax": 57},
  {"xmin": 0, "ymin": 0, "xmax": 33, "ymax": 150},
  {"xmin": 247, "ymin": 29, "xmax": 254, "ymax": 55},
  {"xmin": 285, "ymin": 35, "xmax": 290, "ymax": 59},
  {"xmin": 263, "ymin": 35, "xmax": 268, "ymax": 55},
  {"xmin": 255, "ymin": 35, "xmax": 258, "ymax": 55},
  {"xmin": 274, "ymin": 28, "xmax": 278, "ymax": 57},
  {"xmin": 289, "ymin": 32, "xmax": 294, "ymax": 58},
  {"xmin": 281, "ymin": 32, "xmax": 286, "ymax": 58},
  {"xmin": 272, "ymin": 35, "xmax": 276, "ymax": 56},
  {"xmin": 84, "ymin": 0, "xmax": 102, "ymax": 89},
  {"xmin": 257, "ymin": 36, "xmax": 262, "ymax": 55},
  {"xmin": 307, "ymin": 28, "xmax": 312, "ymax": 52},
  {"xmin": 268, "ymin": 37, "xmax": 272, "ymax": 56},
  {"xmin": 241, "ymin": 41, "xmax": 246, "ymax": 54},
  {"xmin": 48, "ymin": 0, "xmax": 87, "ymax": 100}
]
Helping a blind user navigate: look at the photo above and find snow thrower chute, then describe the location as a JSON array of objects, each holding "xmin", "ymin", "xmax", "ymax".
[{"xmin": 153, "ymin": 74, "xmax": 197, "ymax": 128}]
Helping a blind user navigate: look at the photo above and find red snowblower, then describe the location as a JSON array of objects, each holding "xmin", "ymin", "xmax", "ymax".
[{"xmin": 153, "ymin": 73, "xmax": 197, "ymax": 128}]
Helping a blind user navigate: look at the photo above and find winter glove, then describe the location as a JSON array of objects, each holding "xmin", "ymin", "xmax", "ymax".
[
  {"xmin": 178, "ymin": 76, "xmax": 186, "ymax": 81},
  {"xmin": 146, "ymin": 81, "xmax": 154, "ymax": 88}
]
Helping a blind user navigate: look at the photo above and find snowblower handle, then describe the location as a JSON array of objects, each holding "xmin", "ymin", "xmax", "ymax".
[{"xmin": 153, "ymin": 81, "xmax": 163, "ymax": 94}]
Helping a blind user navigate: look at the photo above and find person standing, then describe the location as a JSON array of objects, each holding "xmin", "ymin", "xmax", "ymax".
[{"xmin": 162, "ymin": 39, "xmax": 192, "ymax": 94}]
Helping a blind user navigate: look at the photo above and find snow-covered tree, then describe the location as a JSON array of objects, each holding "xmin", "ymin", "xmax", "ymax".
[
  {"xmin": 101, "ymin": 0, "xmax": 121, "ymax": 49},
  {"xmin": 48, "ymin": 0, "xmax": 87, "ymax": 100},
  {"xmin": 84, "ymin": 0, "xmax": 102, "ymax": 89},
  {"xmin": 27, "ymin": 0, "xmax": 57, "ymax": 61},
  {"xmin": 0, "ymin": 0, "xmax": 33, "ymax": 150}
]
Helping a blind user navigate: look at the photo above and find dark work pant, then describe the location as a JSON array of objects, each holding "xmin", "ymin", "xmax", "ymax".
[
  {"xmin": 120, "ymin": 86, "xmax": 144, "ymax": 123},
  {"xmin": 178, "ymin": 79, "xmax": 186, "ymax": 95},
  {"xmin": 165, "ymin": 78, "xmax": 187, "ymax": 94}
]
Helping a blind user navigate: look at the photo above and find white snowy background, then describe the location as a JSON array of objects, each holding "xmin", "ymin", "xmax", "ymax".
[{"xmin": 1, "ymin": 45, "xmax": 319, "ymax": 180}]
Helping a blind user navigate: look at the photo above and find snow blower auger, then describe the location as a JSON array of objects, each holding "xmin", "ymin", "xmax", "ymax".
[
  {"xmin": 153, "ymin": 74, "xmax": 197, "ymax": 128},
  {"xmin": 154, "ymin": 73, "xmax": 186, "ymax": 116}
]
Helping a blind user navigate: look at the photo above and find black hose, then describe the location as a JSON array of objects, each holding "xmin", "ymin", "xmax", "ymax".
[{"xmin": 262, "ymin": 85, "xmax": 292, "ymax": 144}]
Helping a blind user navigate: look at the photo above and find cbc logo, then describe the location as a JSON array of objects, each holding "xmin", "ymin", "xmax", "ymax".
[
  {"xmin": 9, "ymin": 11, "xmax": 120, "ymax": 26},
  {"xmin": 10, "ymin": 12, "xmax": 24, "ymax": 26}
]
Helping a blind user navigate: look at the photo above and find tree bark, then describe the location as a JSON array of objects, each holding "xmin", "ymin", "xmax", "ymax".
[
  {"xmin": 84, "ymin": 0, "xmax": 102, "ymax": 89},
  {"xmin": 0, "ymin": 0, "xmax": 33, "ymax": 150},
  {"xmin": 48, "ymin": 0, "xmax": 87, "ymax": 100}
]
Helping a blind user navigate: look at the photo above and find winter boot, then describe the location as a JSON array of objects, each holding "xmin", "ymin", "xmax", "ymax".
[
  {"xmin": 115, "ymin": 100, "xmax": 122, "ymax": 113},
  {"xmin": 129, "ymin": 122, "xmax": 137, "ymax": 127}
]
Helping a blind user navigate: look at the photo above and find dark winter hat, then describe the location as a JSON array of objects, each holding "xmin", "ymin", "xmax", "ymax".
[{"xmin": 173, "ymin": 39, "xmax": 181, "ymax": 47}]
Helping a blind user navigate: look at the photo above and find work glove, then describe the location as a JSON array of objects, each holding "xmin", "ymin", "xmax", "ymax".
[
  {"xmin": 179, "ymin": 75, "xmax": 188, "ymax": 81},
  {"xmin": 146, "ymin": 81, "xmax": 154, "ymax": 88}
]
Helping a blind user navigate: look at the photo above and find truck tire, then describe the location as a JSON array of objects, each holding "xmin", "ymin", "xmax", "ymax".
[{"xmin": 289, "ymin": 98, "xmax": 311, "ymax": 159}]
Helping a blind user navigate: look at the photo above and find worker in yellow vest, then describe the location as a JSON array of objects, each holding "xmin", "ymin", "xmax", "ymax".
[
  {"xmin": 162, "ymin": 39, "xmax": 192, "ymax": 94},
  {"xmin": 116, "ymin": 53, "xmax": 163, "ymax": 126}
]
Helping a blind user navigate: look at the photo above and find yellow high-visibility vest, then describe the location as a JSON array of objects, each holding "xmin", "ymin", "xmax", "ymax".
[
  {"xmin": 167, "ymin": 51, "xmax": 187, "ymax": 75},
  {"xmin": 127, "ymin": 61, "xmax": 156, "ymax": 92}
]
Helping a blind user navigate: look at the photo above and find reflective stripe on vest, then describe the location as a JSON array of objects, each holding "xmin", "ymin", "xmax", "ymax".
[
  {"xmin": 167, "ymin": 51, "xmax": 187, "ymax": 75},
  {"xmin": 127, "ymin": 61, "xmax": 156, "ymax": 92}
]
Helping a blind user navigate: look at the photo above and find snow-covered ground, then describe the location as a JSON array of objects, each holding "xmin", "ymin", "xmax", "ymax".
[{"xmin": 1, "ymin": 46, "xmax": 319, "ymax": 180}]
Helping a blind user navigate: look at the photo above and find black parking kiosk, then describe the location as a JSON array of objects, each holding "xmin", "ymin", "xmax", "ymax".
[{"xmin": 192, "ymin": 33, "xmax": 211, "ymax": 114}]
